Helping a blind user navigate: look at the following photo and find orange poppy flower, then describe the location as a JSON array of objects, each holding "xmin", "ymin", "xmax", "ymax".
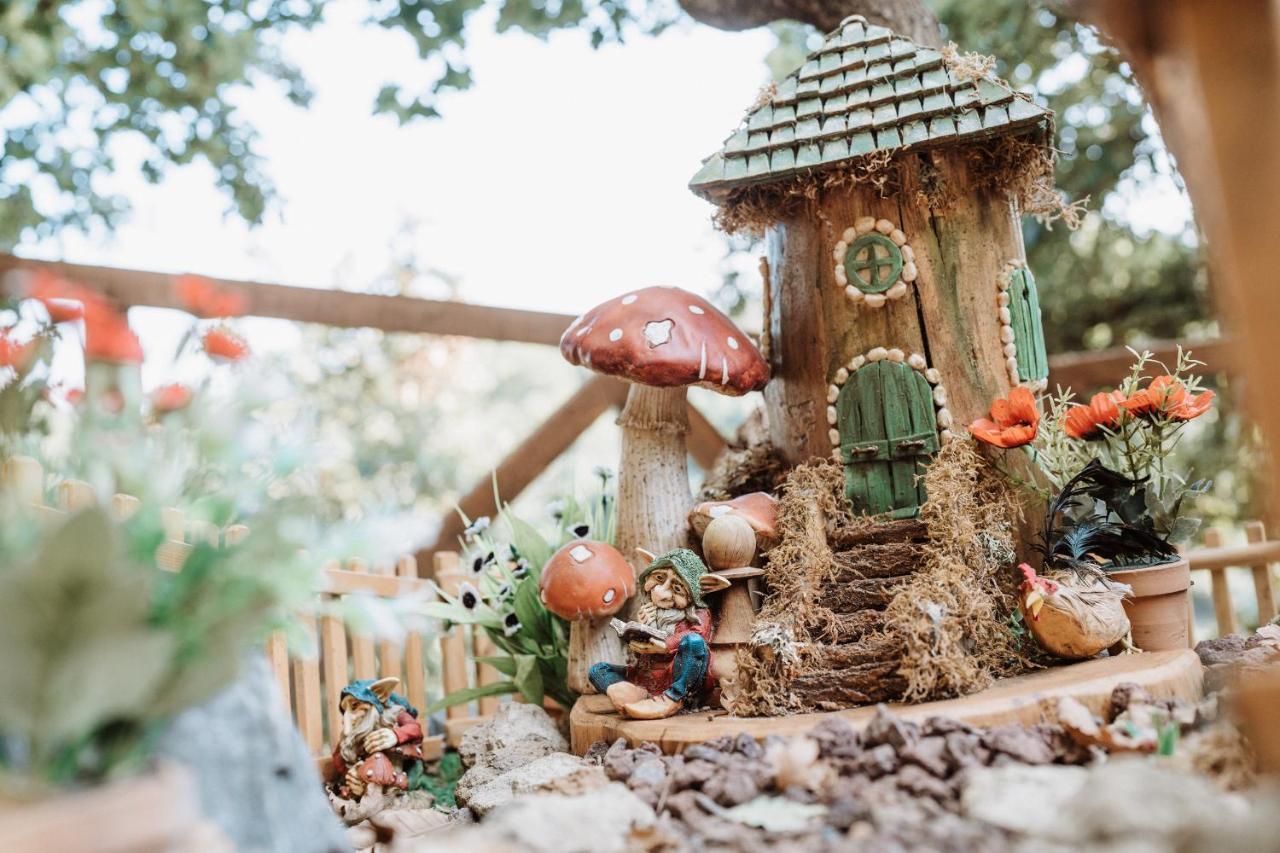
[
  {"xmin": 1168, "ymin": 388, "xmax": 1215, "ymax": 422},
  {"xmin": 970, "ymin": 386, "xmax": 1040, "ymax": 448},
  {"xmin": 0, "ymin": 330, "xmax": 37, "ymax": 371},
  {"xmin": 175, "ymin": 275, "xmax": 247, "ymax": 319},
  {"xmin": 151, "ymin": 383, "xmax": 193, "ymax": 413},
  {"xmin": 1064, "ymin": 390, "xmax": 1127, "ymax": 440},
  {"xmin": 83, "ymin": 304, "xmax": 143, "ymax": 364},
  {"xmin": 1119, "ymin": 375, "xmax": 1185, "ymax": 417},
  {"xmin": 203, "ymin": 327, "xmax": 249, "ymax": 362}
]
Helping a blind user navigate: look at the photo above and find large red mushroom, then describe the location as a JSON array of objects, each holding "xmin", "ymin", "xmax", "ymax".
[{"xmin": 560, "ymin": 286, "xmax": 768, "ymax": 692}]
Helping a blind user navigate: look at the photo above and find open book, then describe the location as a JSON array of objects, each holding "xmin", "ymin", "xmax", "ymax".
[{"xmin": 609, "ymin": 618, "xmax": 670, "ymax": 643}]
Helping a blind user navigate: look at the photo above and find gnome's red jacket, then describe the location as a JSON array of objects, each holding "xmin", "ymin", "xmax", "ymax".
[
  {"xmin": 629, "ymin": 609, "xmax": 716, "ymax": 697},
  {"xmin": 332, "ymin": 711, "xmax": 425, "ymax": 792}
]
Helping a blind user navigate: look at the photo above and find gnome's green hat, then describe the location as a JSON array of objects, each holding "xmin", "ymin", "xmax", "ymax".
[{"xmin": 637, "ymin": 548, "xmax": 711, "ymax": 608}]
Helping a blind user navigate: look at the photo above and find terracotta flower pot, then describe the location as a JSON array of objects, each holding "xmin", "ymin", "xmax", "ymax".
[
  {"xmin": 0, "ymin": 763, "xmax": 228, "ymax": 852},
  {"xmin": 1108, "ymin": 557, "xmax": 1192, "ymax": 651}
]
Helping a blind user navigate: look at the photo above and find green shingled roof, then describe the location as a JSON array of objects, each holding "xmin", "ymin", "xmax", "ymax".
[{"xmin": 689, "ymin": 15, "xmax": 1052, "ymax": 201}]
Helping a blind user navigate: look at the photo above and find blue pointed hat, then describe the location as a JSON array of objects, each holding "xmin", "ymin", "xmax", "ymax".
[{"xmin": 340, "ymin": 678, "xmax": 419, "ymax": 718}]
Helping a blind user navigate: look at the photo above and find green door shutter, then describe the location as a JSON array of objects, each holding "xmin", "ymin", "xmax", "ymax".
[
  {"xmin": 1008, "ymin": 268, "xmax": 1049, "ymax": 383},
  {"xmin": 836, "ymin": 360, "xmax": 940, "ymax": 519}
]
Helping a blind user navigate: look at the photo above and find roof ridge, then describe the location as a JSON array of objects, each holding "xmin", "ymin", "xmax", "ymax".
[{"xmin": 688, "ymin": 16, "xmax": 1052, "ymax": 201}]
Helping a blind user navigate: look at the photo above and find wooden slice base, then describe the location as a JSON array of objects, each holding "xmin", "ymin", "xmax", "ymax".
[{"xmin": 569, "ymin": 649, "xmax": 1203, "ymax": 755}]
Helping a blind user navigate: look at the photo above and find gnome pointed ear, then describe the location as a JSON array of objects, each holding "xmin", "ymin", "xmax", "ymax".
[
  {"xmin": 699, "ymin": 574, "xmax": 732, "ymax": 595},
  {"xmin": 370, "ymin": 677, "xmax": 400, "ymax": 704},
  {"xmin": 635, "ymin": 547, "xmax": 657, "ymax": 565}
]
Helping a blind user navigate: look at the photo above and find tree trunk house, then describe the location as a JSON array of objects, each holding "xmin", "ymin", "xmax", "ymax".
[{"xmin": 690, "ymin": 14, "xmax": 1053, "ymax": 519}]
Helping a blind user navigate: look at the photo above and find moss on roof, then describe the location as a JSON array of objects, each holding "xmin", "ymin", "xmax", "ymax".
[{"xmin": 689, "ymin": 15, "xmax": 1052, "ymax": 202}]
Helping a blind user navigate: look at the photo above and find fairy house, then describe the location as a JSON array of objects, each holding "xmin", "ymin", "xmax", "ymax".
[{"xmin": 690, "ymin": 14, "xmax": 1054, "ymax": 519}]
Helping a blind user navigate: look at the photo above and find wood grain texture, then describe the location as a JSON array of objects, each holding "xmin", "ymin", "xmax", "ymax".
[
  {"xmin": 0, "ymin": 254, "xmax": 575, "ymax": 345},
  {"xmin": 292, "ymin": 612, "xmax": 324, "ymax": 755},
  {"xmin": 1246, "ymin": 521, "xmax": 1277, "ymax": 624},
  {"xmin": 569, "ymin": 649, "xmax": 1203, "ymax": 754},
  {"xmin": 1203, "ymin": 529, "xmax": 1239, "ymax": 637}
]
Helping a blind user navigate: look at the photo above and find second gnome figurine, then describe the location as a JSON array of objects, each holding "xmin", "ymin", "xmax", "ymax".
[{"xmin": 589, "ymin": 548, "xmax": 730, "ymax": 720}]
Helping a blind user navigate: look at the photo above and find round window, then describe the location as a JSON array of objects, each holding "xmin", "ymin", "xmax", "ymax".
[{"xmin": 844, "ymin": 234, "xmax": 904, "ymax": 294}]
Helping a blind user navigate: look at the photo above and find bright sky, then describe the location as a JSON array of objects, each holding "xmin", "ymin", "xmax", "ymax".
[{"xmin": 25, "ymin": 5, "xmax": 776, "ymax": 317}]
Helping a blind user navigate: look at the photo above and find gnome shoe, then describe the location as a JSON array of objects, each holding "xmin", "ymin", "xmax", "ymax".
[
  {"xmin": 623, "ymin": 694, "xmax": 683, "ymax": 720},
  {"xmin": 605, "ymin": 682, "xmax": 650, "ymax": 713}
]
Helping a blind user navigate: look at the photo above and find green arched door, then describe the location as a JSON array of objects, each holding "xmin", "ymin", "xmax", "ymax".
[
  {"xmin": 837, "ymin": 360, "xmax": 939, "ymax": 518},
  {"xmin": 1008, "ymin": 268, "xmax": 1048, "ymax": 384}
]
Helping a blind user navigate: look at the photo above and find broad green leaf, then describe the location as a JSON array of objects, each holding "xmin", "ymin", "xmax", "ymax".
[
  {"xmin": 512, "ymin": 576, "xmax": 550, "ymax": 645},
  {"xmin": 474, "ymin": 655, "xmax": 518, "ymax": 677},
  {"xmin": 513, "ymin": 654, "xmax": 544, "ymax": 706},
  {"xmin": 44, "ymin": 628, "xmax": 177, "ymax": 743},
  {"xmin": 502, "ymin": 509, "xmax": 552, "ymax": 574},
  {"xmin": 424, "ymin": 681, "xmax": 519, "ymax": 715}
]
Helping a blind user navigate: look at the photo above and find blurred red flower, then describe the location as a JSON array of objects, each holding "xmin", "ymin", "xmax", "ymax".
[
  {"xmin": 175, "ymin": 275, "xmax": 247, "ymax": 318},
  {"xmin": 203, "ymin": 327, "xmax": 249, "ymax": 362},
  {"xmin": 83, "ymin": 304, "xmax": 143, "ymax": 364},
  {"xmin": 29, "ymin": 269, "xmax": 99, "ymax": 323},
  {"xmin": 152, "ymin": 383, "xmax": 193, "ymax": 413},
  {"xmin": 0, "ymin": 329, "xmax": 37, "ymax": 371}
]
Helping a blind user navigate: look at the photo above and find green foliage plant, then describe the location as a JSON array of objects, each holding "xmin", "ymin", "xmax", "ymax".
[{"xmin": 421, "ymin": 468, "xmax": 617, "ymax": 713}]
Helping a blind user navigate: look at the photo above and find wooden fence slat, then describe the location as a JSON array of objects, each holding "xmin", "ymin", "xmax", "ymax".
[
  {"xmin": 435, "ymin": 553, "xmax": 472, "ymax": 723},
  {"xmin": 687, "ymin": 402, "xmax": 729, "ymax": 470},
  {"xmin": 346, "ymin": 559, "xmax": 378, "ymax": 680},
  {"xmin": 58, "ymin": 479, "xmax": 94, "ymax": 511},
  {"xmin": 1246, "ymin": 521, "xmax": 1277, "ymax": 624},
  {"xmin": 1, "ymin": 455, "xmax": 43, "ymax": 503},
  {"xmin": 1203, "ymin": 529, "xmax": 1239, "ymax": 637},
  {"xmin": 265, "ymin": 632, "xmax": 291, "ymax": 708},
  {"xmin": 397, "ymin": 556, "xmax": 428, "ymax": 715},
  {"xmin": 319, "ymin": 598, "xmax": 349, "ymax": 748},
  {"xmin": 292, "ymin": 612, "xmax": 324, "ymax": 756},
  {"xmin": 474, "ymin": 632, "xmax": 501, "ymax": 717},
  {"xmin": 111, "ymin": 493, "xmax": 140, "ymax": 521}
]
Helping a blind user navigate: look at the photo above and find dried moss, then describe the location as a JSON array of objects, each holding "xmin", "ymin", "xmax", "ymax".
[
  {"xmin": 877, "ymin": 440, "xmax": 1034, "ymax": 702},
  {"xmin": 729, "ymin": 460, "xmax": 873, "ymax": 715}
]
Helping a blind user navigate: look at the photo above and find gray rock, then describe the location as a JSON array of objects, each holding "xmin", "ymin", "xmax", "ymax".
[
  {"xmin": 458, "ymin": 702, "xmax": 568, "ymax": 773},
  {"xmin": 157, "ymin": 655, "xmax": 348, "ymax": 853},
  {"xmin": 459, "ymin": 752, "xmax": 606, "ymax": 817},
  {"xmin": 411, "ymin": 783, "xmax": 656, "ymax": 853}
]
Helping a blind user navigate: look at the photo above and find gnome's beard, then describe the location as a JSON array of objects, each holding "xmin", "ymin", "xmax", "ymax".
[
  {"xmin": 636, "ymin": 601, "xmax": 696, "ymax": 634},
  {"xmin": 340, "ymin": 705, "xmax": 401, "ymax": 764}
]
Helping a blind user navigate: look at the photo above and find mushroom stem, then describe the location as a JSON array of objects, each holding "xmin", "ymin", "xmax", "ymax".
[
  {"xmin": 565, "ymin": 383, "xmax": 693, "ymax": 695},
  {"xmin": 615, "ymin": 383, "xmax": 694, "ymax": 563}
]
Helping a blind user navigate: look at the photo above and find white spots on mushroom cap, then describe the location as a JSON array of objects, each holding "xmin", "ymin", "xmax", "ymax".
[
  {"xmin": 720, "ymin": 356, "xmax": 729, "ymax": 385},
  {"xmin": 602, "ymin": 588, "xmax": 616, "ymax": 604},
  {"xmin": 608, "ymin": 328, "xmax": 623, "ymax": 342},
  {"xmin": 698, "ymin": 341, "xmax": 707, "ymax": 380},
  {"xmin": 644, "ymin": 319, "xmax": 674, "ymax": 348},
  {"xmin": 576, "ymin": 324, "xmax": 590, "ymax": 337},
  {"xmin": 570, "ymin": 544, "xmax": 594, "ymax": 563},
  {"xmin": 727, "ymin": 336, "xmax": 739, "ymax": 350},
  {"xmin": 709, "ymin": 505, "xmax": 732, "ymax": 518},
  {"xmin": 621, "ymin": 294, "xmax": 638, "ymax": 305},
  {"xmin": 688, "ymin": 305, "xmax": 705, "ymax": 315}
]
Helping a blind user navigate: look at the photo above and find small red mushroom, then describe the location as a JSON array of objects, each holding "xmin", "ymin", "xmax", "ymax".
[
  {"xmin": 689, "ymin": 492, "xmax": 779, "ymax": 548},
  {"xmin": 539, "ymin": 539, "xmax": 635, "ymax": 621}
]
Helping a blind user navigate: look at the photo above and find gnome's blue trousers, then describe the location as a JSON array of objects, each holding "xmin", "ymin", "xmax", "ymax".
[{"xmin": 588, "ymin": 633, "xmax": 709, "ymax": 704}]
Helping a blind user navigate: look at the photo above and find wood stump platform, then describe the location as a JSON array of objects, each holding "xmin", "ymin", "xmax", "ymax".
[{"xmin": 568, "ymin": 649, "xmax": 1203, "ymax": 755}]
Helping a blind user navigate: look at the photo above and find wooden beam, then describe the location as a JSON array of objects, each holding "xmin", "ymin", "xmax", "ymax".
[
  {"xmin": 417, "ymin": 375, "xmax": 631, "ymax": 570},
  {"xmin": 0, "ymin": 255, "xmax": 575, "ymax": 346},
  {"xmin": 1047, "ymin": 337, "xmax": 1236, "ymax": 392},
  {"xmin": 687, "ymin": 403, "xmax": 729, "ymax": 470}
]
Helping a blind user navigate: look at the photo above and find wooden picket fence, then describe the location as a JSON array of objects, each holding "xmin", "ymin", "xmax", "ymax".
[
  {"xmin": 1186, "ymin": 522, "xmax": 1280, "ymax": 638},
  {"xmin": 0, "ymin": 456, "xmax": 510, "ymax": 773}
]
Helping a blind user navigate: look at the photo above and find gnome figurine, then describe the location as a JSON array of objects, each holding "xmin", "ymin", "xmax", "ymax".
[
  {"xmin": 588, "ymin": 548, "xmax": 731, "ymax": 720},
  {"xmin": 329, "ymin": 677, "xmax": 425, "ymax": 802}
]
